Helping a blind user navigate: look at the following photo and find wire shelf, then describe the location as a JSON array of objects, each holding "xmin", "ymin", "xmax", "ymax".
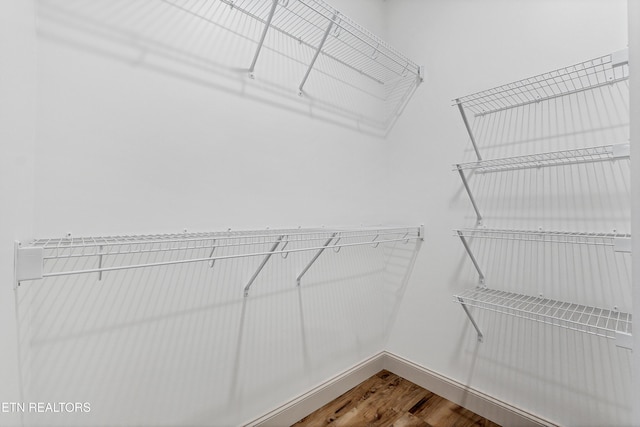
[
  {"xmin": 455, "ymin": 228, "xmax": 631, "ymax": 247},
  {"xmin": 16, "ymin": 226, "xmax": 423, "ymax": 285},
  {"xmin": 455, "ymin": 143, "xmax": 629, "ymax": 173},
  {"xmin": 218, "ymin": 0, "xmax": 421, "ymax": 84},
  {"xmin": 455, "ymin": 50, "xmax": 629, "ymax": 117},
  {"xmin": 455, "ymin": 287, "xmax": 632, "ymax": 339}
]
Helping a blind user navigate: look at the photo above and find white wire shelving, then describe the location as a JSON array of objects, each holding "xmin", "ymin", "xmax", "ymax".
[
  {"xmin": 208, "ymin": 0, "xmax": 423, "ymax": 123},
  {"xmin": 455, "ymin": 143, "xmax": 630, "ymax": 173},
  {"xmin": 452, "ymin": 49, "xmax": 629, "ymax": 162},
  {"xmin": 454, "ymin": 142, "xmax": 630, "ymax": 225},
  {"xmin": 451, "ymin": 50, "xmax": 632, "ymax": 348},
  {"xmin": 455, "ymin": 227, "xmax": 632, "ymax": 287},
  {"xmin": 219, "ymin": 0, "xmax": 422, "ymax": 86},
  {"xmin": 454, "ymin": 287, "xmax": 632, "ymax": 340},
  {"xmin": 456, "ymin": 50, "xmax": 629, "ymax": 118},
  {"xmin": 14, "ymin": 225, "xmax": 424, "ymax": 296},
  {"xmin": 453, "ymin": 227, "xmax": 632, "ymax": 346},
  {"xmin": 455, "ymin": 227, "xmax": 632, "ymax": 248}
]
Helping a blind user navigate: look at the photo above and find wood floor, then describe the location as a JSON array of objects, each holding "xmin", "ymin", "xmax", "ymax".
[{"xmin": 292, "ymin": 370, "xmax": 500, "ymax": 427}]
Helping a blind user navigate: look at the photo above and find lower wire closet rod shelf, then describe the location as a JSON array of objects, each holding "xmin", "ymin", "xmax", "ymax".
[
  {"xmin": 455, "ymin": 287, "xmax": 632, "ymax": 341},
  {"xmin": 13, "ymin": 225, "xmax": 425, "ymax": 296}
]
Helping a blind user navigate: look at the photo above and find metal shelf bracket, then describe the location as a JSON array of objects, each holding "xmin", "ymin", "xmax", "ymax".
[
  {"xmin": 298, "ymin": 13, "xmax": 336, "ymax": 95},
  {"xmin": 456, "ymin": 230, "xmax": 485, "ymax": 285},
  {"xmin": 458, "ymin": 296, "xmax": 484, "ymax": 343},
  {"xmin": 14, "ymin": 241, "xmax": 44, "ymax": 289},
  {"xmin": 456, "ymin": 166, "xmax": 483, "ymax": 225},
  {"xmin": 455, "ymin": 99, "xmax": 482, "ymax": 161},
  {"xmin": 248, "ymin": 0, "xmax": 279, "ymax": 78},
  {"xmin": 244, "ymin": 235, "xmax": 284, "ymax": 297},
  {"xmin": 296, "ymin": 232, "xmax": 337, "ymax": 286},
  {"xmin": 615, "ymin": 332, "xmax": 633, "ymax": 350}
]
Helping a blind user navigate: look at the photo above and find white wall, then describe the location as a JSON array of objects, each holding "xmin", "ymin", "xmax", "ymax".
[
  {"xmin": 629, "ymin": 0, "xmax": 640, "ymax": 425},
  {"xmin": 1, "ymin": 0, "xmax": 425, "ymax": 426},
  {"xmin": 0, "ymin": 1, "xmax": 37, "ymax": 427},
  {"xmin": 385, "ymin": 0, "xmax": 631, "ymax": 426}
]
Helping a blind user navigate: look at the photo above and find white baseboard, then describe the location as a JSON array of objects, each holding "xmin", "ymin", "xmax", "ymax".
[
  {"xmin": 243, "ymin": 352, "xmax": 386, "ymax": 427},
  {"xmin": 244, "ymin": 351, "xmax": 558, "ymax": 427},
  {"xmin": 382, "ymin": 352, "xmax": 558, "ymax": 427}
]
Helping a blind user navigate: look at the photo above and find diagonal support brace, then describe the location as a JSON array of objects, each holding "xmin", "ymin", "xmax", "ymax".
[
  {"xmin": 298, "ymin": 14, "xmax": 336, "ymax": 95},
  {"xmin": 456, "ymin": 166, "xmax": 483, "ymax": 225},
  {"xmin": 457, "ymin": 231, "xmax": 485, "ymax": 285},
  {"xmin": 458, "ymin": 297, "xmax": 484, "ymax": 343},
  {"xmin": 244, "ymin": 235, "xmax": 284, "ymax": 297},
  {"xmin": 296, "ymin": 232, "xmax": 337, "ymax": 286},
  {"xmin": 456, "ymin": 99, "xmax": 482, "ymax": 161},
  {"xmin": 248, "ymin": 0, "xmax": 279, "ymax": 77}
]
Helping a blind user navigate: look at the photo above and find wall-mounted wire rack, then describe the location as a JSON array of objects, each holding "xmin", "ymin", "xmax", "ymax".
[
  {"xmin": 454, "ymin": 141, "xmax": 630, "ymax": 225},
  {"xmin": 454, "ymin": 227, "xmax": 632, "ymax": 347},
  {"xmin": 453, "ymin": 49, "xmax": 629, "ymax": 162},
  {"xmin": 455, "ymin": 143, "xmax": 630, "ymax": 174},
  {"xmin": 210, "ymin": 0, "xmax": 424, "ymax": 125},
  {"xmin": 454, "ymin": 288, "xmax": 632, "ymax": 341},
  {"xmin": 451, "ymin": 49, "xmax": 631, "ymax": 348},
  {"xmin": 14, "ymin": 225, "xmax": 424, "ymax": 296}
]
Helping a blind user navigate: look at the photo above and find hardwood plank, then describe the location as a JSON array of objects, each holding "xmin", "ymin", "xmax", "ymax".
[
  {"xmin": 390, "ymin": 412, "xmax": 433, "ymax": 427},
  {"xmin": 292, "ymin": 370, "xmax": 500, "ymax": 427}
]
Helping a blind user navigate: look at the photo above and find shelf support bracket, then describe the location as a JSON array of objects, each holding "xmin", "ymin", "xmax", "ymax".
[
  {"xmin": 248, "ymin": 0, "xmax": 278, "ymax": 78},
  {"xmin": 14, "ymin": 241, "xmax": 44, "ymax": 289},
  {"xmin": 456, "ymin": 99, "xmax": 482, "ymax": 161},
  {"xmin": 458, "ymin": 296, "xmax": 484, "ymax": 343},
  {"xmin": 298, "ymin": 14, "xmax": 336, "ymax": 95},
  {"xmin": 244, "ymin": 235, "xmax": 284, "ymax": 297},
  {"xmin": 208, "ymin": 240, "xmax": 217, "ymax": 268},
  {"xmin": 296, "ymin": 232, "xmax": 337, "ymax": 286},
  {"xmin": 98, "ymin": 246, "xmax": 104, "ymax": 281},
  {"xmin": 456, "ymin": 166, "xmax": 483, "ymax": 225},
  {"xmin": 456, "ymin": 230, "xmax": 485, "ymax": 285}
]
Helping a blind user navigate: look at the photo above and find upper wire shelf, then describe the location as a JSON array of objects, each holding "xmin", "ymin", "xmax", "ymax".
[
  {"xmin": 455, "ymin": 143, "xmax": 630, "ymax": 173},
  {"xmin": 455, "ymin": 287, "xmax": 632, "ymax": 339},
  {"xmin": 14, "ymin": 226, "xmax": 424, "ymax": 295},
  {"xmin": 220, "ymin": 0, "xmax": 422, "ymax": 85},
  {"xmin": 455, "ymin": 49, "xmax": 629, "ymax": 117}
]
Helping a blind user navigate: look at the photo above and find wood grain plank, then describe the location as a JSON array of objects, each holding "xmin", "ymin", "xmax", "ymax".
[{"xmin": 291, "ymin": 370, "xmax": 501, "ymax": 427}]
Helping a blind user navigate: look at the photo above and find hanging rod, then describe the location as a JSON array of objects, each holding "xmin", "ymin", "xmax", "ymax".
[
  {"xmin": 455, "ymin": 228, "xmax": 632, "ymax": 251},
  {"xmin": 455, "ymin": 49, "xmax": 629, "ymax": 118},
  {"xmin": 14, "ymin": 226, "xmax": 425, "ymax": 292},
  {"xmin": 454, "ymin": 287, "xmax": 632, "ymax": 347}
]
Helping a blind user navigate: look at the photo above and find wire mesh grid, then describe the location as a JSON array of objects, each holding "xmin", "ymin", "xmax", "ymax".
[
  {"xmin": 455, "ymin": 228, "xmax": 631, "ymax": 247},
  {"xmin": 212, "ymin": 0, "xmax": 421, "ymax": 127},
  {"xmin": 455, "ymin": 288, "xmax": 632, "ymax": 338},
  {"xmin": 455, "ymin": 52, "xmax": 629, "ymax": 116},
  {"xmin": 217, "ymin": 0, "xmax": 420, "ymax": 83},
  {"xmin": 29, "ymin": 227, "xmax": 420, "ymax": 262},
  {"xmin": 455, "ymin": 144, "xmax": 627, "ymax": 173}
]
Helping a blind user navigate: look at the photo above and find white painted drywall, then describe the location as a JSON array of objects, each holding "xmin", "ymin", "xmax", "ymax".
[
  {"xmin": 384, "ymin": 0, "xmax": 631, "ymax": 425},
  {"xmin": 1, "ymin": 0, "xmax": 424, "ymax": 426},
  {"xmin": 0, "ymin": 1, "xmax": 37, "ymax": 427},
  {"xmin": 629, "ymin": 1, "xmax": 639, "ymax": 425}
]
